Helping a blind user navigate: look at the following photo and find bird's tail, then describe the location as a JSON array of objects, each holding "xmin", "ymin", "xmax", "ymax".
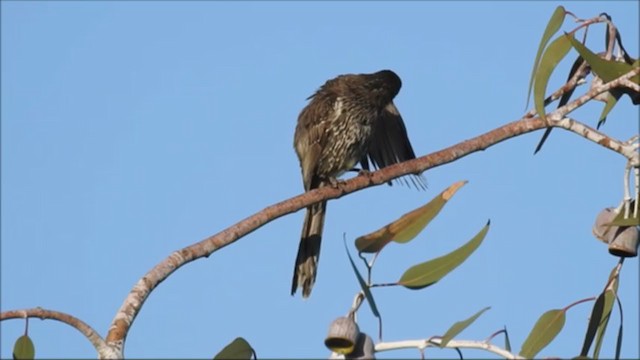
[{"xmin": 291, "ymin": 200, "xmax": 326, "ymax": 298}]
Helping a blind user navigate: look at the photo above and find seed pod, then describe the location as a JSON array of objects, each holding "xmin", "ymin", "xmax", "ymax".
[
  {"xmin": 325, "ymin": 317, "xmax": 360, "ymax": 355},
  {"xmin": 592, "ymin": 207, "xmax": 616, "ymax": 244},
  {"xmin": 608, "ymin": 225, "xmax": 639, "ymax": 258},
  {"xmin": 346, "ymin": 333, "xmax": 375, "ymax": 360}
]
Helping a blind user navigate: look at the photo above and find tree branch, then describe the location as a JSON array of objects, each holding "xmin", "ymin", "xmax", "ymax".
[
  {"xmin": 373, "ymin": 337, "xmax": 523, "ymax": 359},
  {"xmin": 621, "ymin": 78, "xmax": 640, "ymax": 93},
  {"xmin": 0, "ymin": 307, "xmax": 115, "ymax": 358},
  {"xmin": 100, "ymin": 67, "xmax": 639, "ymax": 355},
  {"xmin": 1, "ymin": 70, "xmax": 633, "ymax": 359}
]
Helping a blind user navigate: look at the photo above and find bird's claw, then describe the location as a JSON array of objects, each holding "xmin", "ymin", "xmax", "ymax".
[
  {"xmin": 327, "ymin": 177, "xmax": 347, "ymax": 190},
  {"xmin": 357, "ymin": 169, "xmax": 372, "ymax": 177}
]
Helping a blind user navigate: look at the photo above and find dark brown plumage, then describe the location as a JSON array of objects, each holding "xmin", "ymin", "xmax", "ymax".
[{"xmin": 292, "ymin": 69, "xmax": 424, "ymax": 297}]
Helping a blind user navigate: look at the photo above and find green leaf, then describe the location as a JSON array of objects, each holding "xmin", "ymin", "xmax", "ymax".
[
  {"xmin": 597, "ymin": 91, "xmax": 621, "ymax": 129},
  {"xmin": 609, "ymin": 200, "xmax": 639, "ymax": 226},
  {"xmin": 345, "ymin": 239, "xmax": 380, "ymax": 318},
  {"xmin": 355, "ymin": 181, "xmax": 467, "ymax": 253},
  {"xmin": 609, "ymin": 217, "xmax": 639, "ymax": 226},
  {"xmin": 566, "ymin": 34, "xmax": 640, "ymax": 84},
  {"xmin": 614, "ymin": 295, "xmax": 623, "ymax": 360},
  {"xmin": 398, "ymin": 221, "xmax": 489, "ymax": 290},
  {"xmin": 593, "ymin": 267, "xmax": 620, "ymax": 359},
  {"xmin": 439, "ymin": 306, "xmax": 491, "ymax": 347},
  {"xmin": 213, "ymin": 337, "xmax": 254, "ymax": 360},
  {"xmin": 13, "ymin": 335, "xmax": 35, "ymax": 360},
  {"xmin": 581, "ymin": 292, "xmax": 605, "ymax": 356},
  {"xmin": 526, "ymin": 5, "xmax": 566, "ymax": 108},
  {"xmin": 519, "ymin": 309, "xmax": 566, "ymax": 358},
  {"xmin": 534, "ymin": 34, "xmax": 574, "ymax": 121}
]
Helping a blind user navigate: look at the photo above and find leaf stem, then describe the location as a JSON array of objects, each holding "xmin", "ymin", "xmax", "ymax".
[{"xmin": 564, "ymin": 297, "xmax": 597, "ymax": 312}]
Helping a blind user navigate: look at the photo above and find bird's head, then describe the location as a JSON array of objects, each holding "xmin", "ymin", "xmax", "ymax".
[{"xmin": 363, "ymin": 69, "xmax": 402, "ymax": 105}]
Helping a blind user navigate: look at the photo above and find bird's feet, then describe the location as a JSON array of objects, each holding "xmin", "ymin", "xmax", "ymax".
[{"xmin": 327, "ymin": 177, "xmax": 348, "ymax": 190}]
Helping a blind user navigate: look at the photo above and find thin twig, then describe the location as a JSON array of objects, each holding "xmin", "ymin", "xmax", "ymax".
[{"xmin": 375, "ymin": 338, "xmax": 524, "ymax": 359}]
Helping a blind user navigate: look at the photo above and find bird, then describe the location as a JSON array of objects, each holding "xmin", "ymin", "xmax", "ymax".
[{"xmin": 292, "ymin": 69, "xmax": 424, "ymax": 297}]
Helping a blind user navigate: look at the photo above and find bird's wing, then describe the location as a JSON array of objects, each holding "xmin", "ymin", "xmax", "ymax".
[
  {"xmin": 362, "ymin": 102, "xmax": 426, "ymax": 189},
  {"xmin": 295, "ymin": 94, "xmax": 338, "ymax": 191}
]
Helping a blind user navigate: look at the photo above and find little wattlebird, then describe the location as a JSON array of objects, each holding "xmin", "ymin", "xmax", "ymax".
[{"xmin": 292, "ymin": 69, "xmax": 425, "ymax": 298}]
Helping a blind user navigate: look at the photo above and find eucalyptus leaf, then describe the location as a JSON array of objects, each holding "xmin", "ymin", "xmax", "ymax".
[
  {"xmin": 440, "ymin": 306, "xmax": 490, "ymax": 347},
  {"xmin": 13, "ymin": 335, "xmax": 35, "ymax": 360},
  {"xmin": 527, "ymin": 6, "xmax": 566, "ymax": 108},
  {"xmin": 534, "ymin": 34, "xmax": 573, "ymax": 121},
  {"xmin": 567, "ymin": 34, "xmax": 639, "ymax": 84},
  {"xmin": 597, "ymin": 92, "xmax": 621, "ymax": 129},
  {"xmin": 581, "ymin": 292, "xmax": 605, "ymax": 356},
  {"xmin": 614, "ymin": 295, "xmax": 623, "ymax": 360},
  {"xmin": 594, "ymin": 269, "xmax": 620, "ymax": 358},
  {"xmin": 398, "ymin": 221, "xmax": 489, "ymax": 290},
  {"xmin": 519, "ymin": 309, "xmax": 566, "ymax": 358},
  {"xmin": 213, "ymin": 337, "xmax": 254, "ymax": 360},
  {"xmin": 345, "ymin": 239, "xmax": 380, "ymax": 318},
  {"xmin": 355, "ymin": 181, "xmax": 467, "ymax": 253},
  {"xmin": 609, "ymin": 200, "xmax": 639, "ymax": 226},
  {"xmin": 504, "ymin": 326, "xmax": 511, "ymax": 352}
]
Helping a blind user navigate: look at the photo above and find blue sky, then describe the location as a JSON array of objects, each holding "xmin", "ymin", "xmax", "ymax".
[{"xmin": 1, "ymin": 1, "xmax": 638, "ymax": 358}]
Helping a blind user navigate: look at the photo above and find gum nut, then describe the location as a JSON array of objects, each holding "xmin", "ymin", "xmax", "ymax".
[
  {"xmin": 325, "ymin": 317, "xmax": 360, "ymax": 355},
  {"xmin": 346, "ymin": 333, "xmax": 375, "ymax": 360},
  {"xmin": 608, "ymin": 226, "xmax": 639, "ymax": 258},
  {"xmin": 593, "ymin": 207, "xmax": 617, "ymax": 244}
]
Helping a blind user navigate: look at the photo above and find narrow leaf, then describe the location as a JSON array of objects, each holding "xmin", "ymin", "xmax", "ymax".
[
  {"xmin": 593, "ymin": 267, "xmax": 620, "ymax": 358},
  {"xmin": 534, "ymin": 34, "xmax": 573, "ymax": 121},
  {"xmin": 581, "ymin": 292, "xmax": 605, "ymax": 356},
  {"xmin": 519, "ymin": 309, "xmax": 566, "ymax": 358},
  {"xmin": 13, "ymin": 335, "xmax": 35, "ymax": 360},
  {"xmin": 613, "ymin": 292, "xmax": 624, "ymax": 360},
  {"xmin": 345, "ymin": 239, "xmax": 380, "ymax": 318},
  {"xmin": 398, "ymin": 221, "xmax": 489, "ymax": 290},
  {"xmin": 608, "ymin": 217, "xmax": 639, "ymax": 226},
  {"xmin": 355, "ymin": 181, "xmax": 467, "ymax": 253},
  {"xmin": 440, "ymin": 306, "xmax": 491, "ymax": 347},
  {"xmin": 527, "ymin": 6, "xmax": 566, "ymax": 108},
  {"xmin": 609, "ymin": 200, "xmax": 639, "ymax": 226},
  {"xmin": 504, "ymin": 326, "xmax": 511, "ymax": 352},
  {"xmin": 597, "ymin": 92, "xmax": 621, "ymax": 129},
  {"xmin": 213, "ymin": 337, "xmax": 254, "ymax": 360},
  {"xmin": 615, "ymin": 321, "xmax": 623, "ymax": 360},
  {"xmin": 567, "ymin": 34, "xmax": 639, "ymax": 84},
  {"xmin": 613, "ymin": 25, "xmax": 634, "ymax": 65}
]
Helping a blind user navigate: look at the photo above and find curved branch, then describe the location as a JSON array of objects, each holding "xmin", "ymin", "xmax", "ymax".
[
  {"xmin": 0, "ymin": 307, "xmax": 114, "ymax": 357},
  {"xmin": 105, "ymin": 66, "xmax": 639, "ymax": 353}
]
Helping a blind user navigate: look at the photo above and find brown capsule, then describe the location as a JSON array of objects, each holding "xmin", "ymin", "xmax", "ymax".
[
  {"xmin": 592, "ymin": 207, "xmax": 616, "ymax": 244},
  {"xmin": 325, "ymin": 316, "xmax": 360, "ymax": 355},
  {"xmin": 346, "ymin": 333, "xmax": 375, "ymax": 360},
  {"xmin": 608, "ymin": 225, "xmax": 639, "ymax": 258}
]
